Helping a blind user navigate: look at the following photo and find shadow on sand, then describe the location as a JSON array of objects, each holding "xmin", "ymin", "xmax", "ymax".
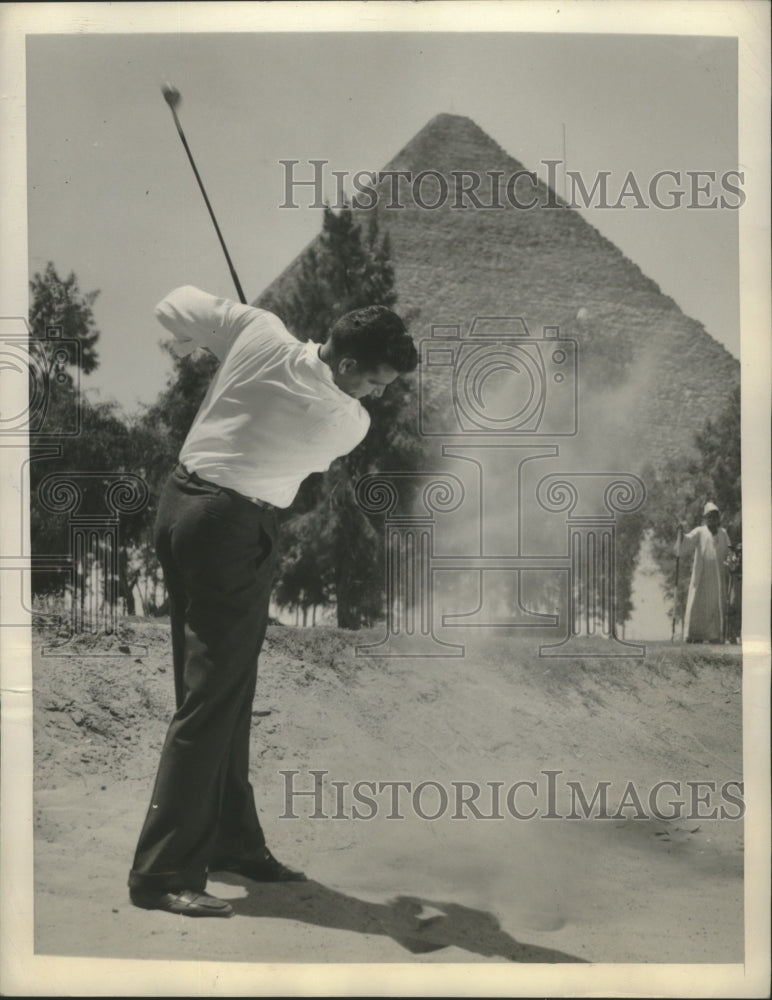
[{"xmin": 219, "ymin": 876, "xmax": 586, "ymax": 962}]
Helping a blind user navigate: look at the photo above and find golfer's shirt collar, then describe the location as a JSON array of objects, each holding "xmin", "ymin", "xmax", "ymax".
[
  {"xmin": 304, "ymin": 341, "xmax": 333, "ymax": 382},
  {"xmin": 301, "ymin": 340, "xmax": 368, "ymax": 414}
]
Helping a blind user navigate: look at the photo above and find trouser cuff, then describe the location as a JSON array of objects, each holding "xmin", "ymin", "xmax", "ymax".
[{"xmin": 127, "ymin": 867, "xmax": 207, "ymax": 893}]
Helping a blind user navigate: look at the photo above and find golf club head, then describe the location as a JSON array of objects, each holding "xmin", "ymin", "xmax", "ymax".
[{"xmin": 161, "ymin": 82, "xmax": 181, "ymax": 109}]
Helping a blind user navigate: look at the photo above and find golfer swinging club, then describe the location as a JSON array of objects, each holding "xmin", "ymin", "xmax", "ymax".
[{"xmin": 127, "ymin": 286, "xmax": 418, "ymax": 916}]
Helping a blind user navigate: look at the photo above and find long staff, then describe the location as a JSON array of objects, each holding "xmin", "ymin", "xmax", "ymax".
[{"xmin": 671, "ymin": 526, "xmax": 682, "ymax": 643}]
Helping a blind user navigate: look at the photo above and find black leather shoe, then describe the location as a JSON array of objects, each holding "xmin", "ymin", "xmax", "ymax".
[
  {"xmin": 130, "ymin": 886, "xmax": 233, "ymax": 917},
  {"xmin": 211, "ymin": 847, "xmax": 307, "ymax": 883}
]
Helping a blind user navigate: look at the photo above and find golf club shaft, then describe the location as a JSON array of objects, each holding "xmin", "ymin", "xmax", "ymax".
[{"xmin": 168, "ymin": 104, "xmax": 247, "ymax": 304}]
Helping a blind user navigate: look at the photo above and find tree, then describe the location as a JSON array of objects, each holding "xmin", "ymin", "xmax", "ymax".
[
  {"xmin": 30, "ymin": 396, "xmax": 143, "ymax": 600},
  {"xmin": 690, "ymin": 384, "xmax": 742, "ymax": 531},
  {"xmin": 29, "ymin": 263, "xmax": 101, "ymax": 373},
  {"xmin": 260, "ymin": 206, "xmax": 398, "ymax": 335},
  {"xmin": 645, "ymin": 385, "xmax": 741, "ymax": 612},
  {"xmin": 28, "ymin": 264, "xmax": 153, "ymax": 614},
  {"xmin": 260, "ymin": 204, "xmax": 424, "ymax": 628},
  {"xmin": 271, "ymin": 509, "xmax": 332, "ymax": 626},
  {"xmin": 613, "ymin": 507, "xmax": 647, "ymax": 630}
]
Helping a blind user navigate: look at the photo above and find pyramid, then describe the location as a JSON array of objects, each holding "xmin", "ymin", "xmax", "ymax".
[{"xmin": 259, "ymin": 113, "xmax": 739, "ymax": 469}]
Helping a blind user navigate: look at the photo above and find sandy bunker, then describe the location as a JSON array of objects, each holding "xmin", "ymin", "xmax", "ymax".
[{"xmin": 33, "ymin": 621, "xmax": 743, "ymax": 964}]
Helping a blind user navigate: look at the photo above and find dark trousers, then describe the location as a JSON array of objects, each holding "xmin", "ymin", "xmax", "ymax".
[{"xmin": 129, "ymin": 464, "xmax": 278, "ymax": 892}]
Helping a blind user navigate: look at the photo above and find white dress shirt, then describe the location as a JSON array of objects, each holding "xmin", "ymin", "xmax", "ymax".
[{"xmin": 154, "ymin": 286, "xmax": 370, "ymax": 508}]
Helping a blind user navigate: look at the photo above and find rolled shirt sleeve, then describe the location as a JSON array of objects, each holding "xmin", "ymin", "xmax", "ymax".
[{"xmin": 155, "ymin": 286, "xmax": 258, "ymax": 363}]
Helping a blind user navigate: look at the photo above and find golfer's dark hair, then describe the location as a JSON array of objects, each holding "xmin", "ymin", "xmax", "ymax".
[{"xmin": 329, "ymin": 306, "xmax": 418, "ymax": 374}]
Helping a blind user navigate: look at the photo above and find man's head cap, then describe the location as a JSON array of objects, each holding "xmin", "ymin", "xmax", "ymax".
[{"xmin": 703, "ymin": 502, "xmax": 720, "ymax": 515}]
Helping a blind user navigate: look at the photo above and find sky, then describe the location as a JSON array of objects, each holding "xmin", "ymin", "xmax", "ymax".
[{"xmin": 20, "ymin": 18, "xmax": 745, "ymax": 415}]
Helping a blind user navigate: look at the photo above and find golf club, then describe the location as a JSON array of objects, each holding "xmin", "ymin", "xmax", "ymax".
[{"xmin": 161, "ymin": 82, "xmax": 247, "ymax": 304}]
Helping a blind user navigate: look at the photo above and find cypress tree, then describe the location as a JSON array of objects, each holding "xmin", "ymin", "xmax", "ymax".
[{"xmin": 260, "ymin": 204, "xmax": 423, "ymax": 628}]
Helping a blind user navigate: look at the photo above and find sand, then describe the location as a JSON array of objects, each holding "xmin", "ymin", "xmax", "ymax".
[{"xmin": 31, "ymin": 620, "xmax": 744, "ymax": 967}]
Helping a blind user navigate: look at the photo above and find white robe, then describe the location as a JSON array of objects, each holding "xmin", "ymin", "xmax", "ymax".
[{"xmin": 676, "ymin": 525, "xmax": 731, "ymax": 642}]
